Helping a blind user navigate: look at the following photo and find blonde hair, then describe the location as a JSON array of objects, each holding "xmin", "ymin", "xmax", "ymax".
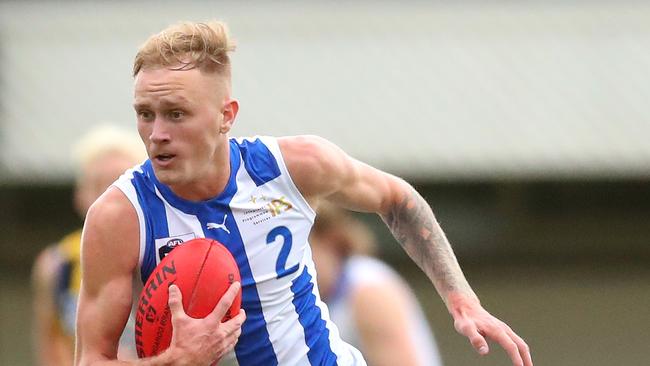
[
  {"xmin": 311, "ymin": 203, "xmax": 377, "ymax": 257},
  {"xmin": 72, "ymin": 124, "xmax": 145, "ymax": 176},
  {"xmin": 133, "ymin": 20, "xmax": 236, "ymax": 77}
]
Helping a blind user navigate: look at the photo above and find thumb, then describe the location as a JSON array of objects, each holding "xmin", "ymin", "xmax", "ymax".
[{"xmin": 168, "ymin": 284, "xmax": 186, "ymax": 317}]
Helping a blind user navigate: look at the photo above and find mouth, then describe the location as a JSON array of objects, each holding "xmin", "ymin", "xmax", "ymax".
[{"xmin": 153, "ymin": 153, "xmax": 176, "ymax": 166}]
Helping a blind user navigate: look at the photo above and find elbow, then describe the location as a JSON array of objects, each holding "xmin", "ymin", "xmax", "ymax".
[
  {"xmin": 379, "ymin": 176, "xmax": 412, "ymax": 217},
  {"xmin": 75, "ymin": 350, "xmax": 105, "ymax": 366}
]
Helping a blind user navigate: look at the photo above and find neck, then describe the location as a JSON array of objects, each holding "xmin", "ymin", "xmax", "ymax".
[{"xmin": 169, "ymin": 139, "xmax": 231, "ymax": 201}]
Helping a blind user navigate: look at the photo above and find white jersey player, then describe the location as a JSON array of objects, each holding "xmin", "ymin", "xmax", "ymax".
[
  {"xmin": 75, "ymin": 20, "xmax": 532, "ymax": 366},
  {"xmin": 114, "ymin": 136, "xmax": 365, "ymax": 365}
]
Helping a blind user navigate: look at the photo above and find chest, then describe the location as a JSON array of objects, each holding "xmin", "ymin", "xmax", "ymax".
[{"xmin": 145, "ymin": 184, "xmax": 313, "ymax": 287}]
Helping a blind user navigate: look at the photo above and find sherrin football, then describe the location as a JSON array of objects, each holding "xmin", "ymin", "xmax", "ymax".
[{"xmin": 134, "ymin": 238, "xmax": 242, "ymax": 358}]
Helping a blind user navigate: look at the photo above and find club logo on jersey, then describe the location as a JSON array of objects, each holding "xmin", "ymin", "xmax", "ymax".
[
  {"xmin": 268, "ymin": 197, "xmax": 293, "ymax": 216},
  {"xmin": 243, "ymin": 195, "xmax": 294, "ymax": 225},
  {"xmin": 155, "ymin": 233, "xmax": 196, "ymax": 261},
  {"xmin": 206, "ymin": 214, "xmax": 230, "ymax": 234}
]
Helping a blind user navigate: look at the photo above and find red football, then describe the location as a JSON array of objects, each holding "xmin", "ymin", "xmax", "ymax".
[{"xmin": 134, "ymin": 238, "xmax": 241, "ymax": 358}]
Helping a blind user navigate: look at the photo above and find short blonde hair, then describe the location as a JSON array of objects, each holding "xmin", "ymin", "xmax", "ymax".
[{"xmin": 133, "ymin": 20, "xmax": 236, "ymax": 77}]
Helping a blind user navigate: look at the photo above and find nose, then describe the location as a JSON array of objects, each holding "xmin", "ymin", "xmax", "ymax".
[{"xmin": 149, "ymin": 118, "xmax": 170, "ymax": 144}]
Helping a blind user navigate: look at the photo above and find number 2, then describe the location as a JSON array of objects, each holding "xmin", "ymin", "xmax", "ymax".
[{"xmin": 266, "ymin": 226, "xmax": 299, "ymax": 279}]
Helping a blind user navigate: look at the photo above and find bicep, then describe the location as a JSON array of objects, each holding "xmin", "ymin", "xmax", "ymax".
[
  {"xmin": 76, "ymin": 274, "xmax": 134, "ymax": 361},
  {"xmin": 327, "ymin": 158, "xmax": 407, "ymax": 215},
  {"xmin": 76, "ymin": 188, "xmax": 139, "ymax": 364},
  {"xmin": 280, "ymin": 135, "xmax": 408, "ymax": 215}
]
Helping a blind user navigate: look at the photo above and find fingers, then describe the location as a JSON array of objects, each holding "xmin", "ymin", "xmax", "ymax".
[
  {"xmin": 490, "ymin": 327, "xmax": 524, "ymax": 366},
  {"xmin": 209, "ymin": 282, "xmax": 242, "ymax": 321},
  {"xmin": 226, "ymin": 340, "xmax": 237, "ymax": 353},
  {"xmin": 234, "ymin": 308, "xmax": 246, "ymax": 323},
  {"xmin": 455, "ymin": 318, "xmax": 489, "ymax": 355},
  {"xmin": 450, "ymin": 296, "xmax": 533, "ymax": 366},
  {"xmin": 456, "ymin": 317, "xmax": 531, "ymax": 366},
  {"xmin": 471, "ymin": 329, "xmax": 490, "ymax": 356},
  {"xmin": 216, "ymin": 310, "xmax": 245, "ymax": 358},
  {"xmin": 216, "ymin": 338, "xmax": 239, "ymax": 362},
  {"xmin": 220, "ymin": 309, "xmax": 246, "ymax": 336},
  {"xmin": 506, "ymin": 326, "xmax": 533, "ymax": 366}
]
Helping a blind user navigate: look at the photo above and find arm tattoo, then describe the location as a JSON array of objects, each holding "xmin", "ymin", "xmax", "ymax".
[{"xmin": 381, "ymin": 185, "xmax": 474, "ymax": 299}]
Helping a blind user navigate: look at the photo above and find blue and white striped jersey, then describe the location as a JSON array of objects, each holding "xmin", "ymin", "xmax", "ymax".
[{"xmin": 114, "ymin": 136, "xmax": 366, "ymax": 366}]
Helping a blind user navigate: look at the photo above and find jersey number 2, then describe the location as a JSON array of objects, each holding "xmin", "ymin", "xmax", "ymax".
[{"xmin": 266, "ymin": 226, "xmax": 299, "ymax": 279}]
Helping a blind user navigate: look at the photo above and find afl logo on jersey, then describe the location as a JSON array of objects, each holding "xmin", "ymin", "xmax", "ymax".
[
  {"xmin": 155, "ymin": 233, "xmax": 197, "ymax": 261},
  {"xmin": 158, "ymin": 238, "xmax": 183, "ymax": 260}
]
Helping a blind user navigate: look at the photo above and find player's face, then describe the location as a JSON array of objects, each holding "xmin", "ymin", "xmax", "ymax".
[{"xmin": 133, "ymin": 67, "xmax": 238, "ymax": 192}]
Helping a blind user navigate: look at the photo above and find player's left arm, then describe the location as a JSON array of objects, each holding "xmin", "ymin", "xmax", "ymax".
[{"xmin": 280, "ymin": 135, "xmax": 532, "ymax": 366}]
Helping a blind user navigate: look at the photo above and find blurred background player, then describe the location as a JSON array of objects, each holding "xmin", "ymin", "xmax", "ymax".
[
  {"xmin": 31, "ymin": 125, "xmax": 145, "ymax": 366},
  {"xmin": 310, "ymin": 203, "xmax": 444, "ymax": 366}
]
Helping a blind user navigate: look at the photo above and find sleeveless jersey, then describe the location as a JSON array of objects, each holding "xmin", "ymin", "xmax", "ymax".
[
  {"xmin": 114, "ymin": 136, "xmax": 366, "ymax": 366},
  {"xmin": 327, "ymin": 256, "xmax": 443, "ymax": 366}
]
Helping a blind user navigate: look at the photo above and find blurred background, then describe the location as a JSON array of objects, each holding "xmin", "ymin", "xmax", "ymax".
[{"xmin": 1, "ymin": 1, "xmax": 649, "ymax": 365}]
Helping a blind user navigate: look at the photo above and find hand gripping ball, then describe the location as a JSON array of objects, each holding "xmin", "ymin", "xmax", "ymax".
[{"xmin": 134, "ymin": 238, "xmax": 242, "ymax": 358}]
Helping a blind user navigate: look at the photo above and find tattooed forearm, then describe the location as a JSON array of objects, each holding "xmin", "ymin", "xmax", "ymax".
[{"xmin": 381, "ymin": 184, "xmax": 476, "ymax": 300}]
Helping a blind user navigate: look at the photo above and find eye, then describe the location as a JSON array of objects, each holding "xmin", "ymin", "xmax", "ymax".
[
  {"xmin": 169, "ymin": 110, "xmax": 185, "ymax": 120},
  {"xmin": 137, "ymin": 110, "xmax": 154, "ymax": 122}
]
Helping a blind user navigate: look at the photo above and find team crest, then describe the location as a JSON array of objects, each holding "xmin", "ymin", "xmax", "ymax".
[
  {"xmin": 155, "ymin": 233, "xmax": 196, "ymax": 260},
  {"xmin": 243, "ymin": 195, "xmax": 294, "ymax": 225}
]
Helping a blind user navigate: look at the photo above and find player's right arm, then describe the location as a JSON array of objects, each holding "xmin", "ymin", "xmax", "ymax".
[
  {"xmin": 75, "ymin": 187, "xmax": 245, "ymax": 366},
  {"xmin": 75, "ymin": 187, "xmax": 144, "ymax": 365}
]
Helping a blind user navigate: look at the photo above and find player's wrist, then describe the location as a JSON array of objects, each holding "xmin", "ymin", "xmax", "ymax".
[
  {"xmin": 445, "ymin": 291, "xmax": 481, "ymax": 318},
  {"xmin": 155, "ymin": 345, "xmax": 194, "ymax": 366}
]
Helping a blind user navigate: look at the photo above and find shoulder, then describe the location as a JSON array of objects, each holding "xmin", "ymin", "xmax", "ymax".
[
  {"xmin": 278, "ymin": 135, "xmax": 356, "ymax": 200},
  {"xmin": 277, "ymin": 135, "xmax": 405, "ymax": 214},
  {"xmin": 85, "ymin": 187, "xmax": 138, "ymax": 233},
  {"xmin": 278, "ymin": 135, "xmax": 349, "ymax": 168},
  {"xmin": 82, "ymin": 186, "xmax": 139, "ymax": 274}
]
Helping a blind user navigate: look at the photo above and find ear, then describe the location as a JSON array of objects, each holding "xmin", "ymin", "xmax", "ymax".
[{"xmin": 219, "ymin": 98, "xmax": 239, "ymax": 134}]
